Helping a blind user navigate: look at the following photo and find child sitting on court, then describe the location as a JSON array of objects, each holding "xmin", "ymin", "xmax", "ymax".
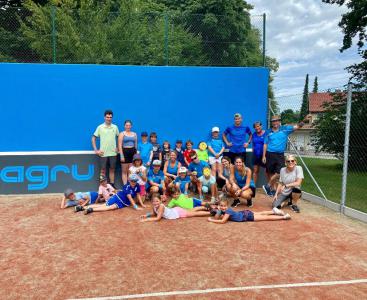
[
  {"xmin": 198, "ymin": 167, "xmax": 218, "ymax": 204},
  {"xmin": 60, "ymin": 189, "xmax": 98, "ymax": 209},
  {"xmin": 74, "ymin": 174, "xmax": 144, "ymax": 214},
  {"xmin": 207, "ymin": 199, "xmax": 291, "ymax": 224},
  {"xmin": 174, "ymin": 166, "xmax": 191, "ymax": 194},
  {"xmin": 196, "ymin": 141, "xmax": 209, "ymax": 162},
  {"xmin": 147, "ymin": 159, "xmax": 166, "ymax": 201},
  {"xmin": 98, "ymin": 175, "xmax": 116, "ymax": 202},
  {"xmin": 140, "ymin": 194, "xmax": 210, "ymax": 222},
  {"xmin": 129, "ymin": 153, "xmax": 147, "ymax": 202}
]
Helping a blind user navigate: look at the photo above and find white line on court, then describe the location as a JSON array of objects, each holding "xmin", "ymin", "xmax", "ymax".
[{"xmin": 67, "ymin": 279, "xmax": 367, "ymax": 300}]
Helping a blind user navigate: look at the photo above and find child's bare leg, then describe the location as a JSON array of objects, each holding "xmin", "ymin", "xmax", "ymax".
[
  {"xmin": 254, "ymin": 214, "xmax": 290, "ymax": 221},
  {"xmin": 186, "ymin": 210, "xmax": 211, "ymax": 217},
  {"xmin": 210, "ymin": 184, "xmax": 218, "ymax": 198},
  {"xmin": 192, "ymin": 206, "xmax": 208, "ymax": 211},
  {"xmin": 211, "ymin": 163, "xmax": 217, "ymax": 176},
  {"xmin": 90, "ymin": 204, "xmax": 117, "ymax": 212},
  {"xmin": 255, "ymin": 210, "xmax": 276, "ymax": 216}
]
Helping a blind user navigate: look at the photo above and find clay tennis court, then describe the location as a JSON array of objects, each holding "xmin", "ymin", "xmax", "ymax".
[{"xmin": 1, "ymin": 192, "xmax": 367, "ymax": 300}]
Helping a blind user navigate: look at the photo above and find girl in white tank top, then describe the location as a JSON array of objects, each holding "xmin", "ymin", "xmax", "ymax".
[{"xmin": 140, "ymin": 195, "xmax": 211, "ymax": 222}]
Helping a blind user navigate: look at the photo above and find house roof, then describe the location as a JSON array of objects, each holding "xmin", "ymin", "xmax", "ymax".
[{"xmin": 309, "ymin": 92, "xmax": 334, "ymax": 113}]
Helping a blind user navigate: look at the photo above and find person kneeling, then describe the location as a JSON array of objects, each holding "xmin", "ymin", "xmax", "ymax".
[
  {"xmin": 74, "ymin": 174, "xmax": 144, "ymax": 214},
  {"xmin": 208, "ymin": 199, "xmax": 291, "ymax": 224}
]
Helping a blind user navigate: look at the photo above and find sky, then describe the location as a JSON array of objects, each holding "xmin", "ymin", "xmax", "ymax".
[{"xmin": 248, "ymin": 0, "xmax": 362, "ymax": 106}]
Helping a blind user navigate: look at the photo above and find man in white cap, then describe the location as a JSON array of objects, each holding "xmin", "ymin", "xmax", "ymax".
[
  {"xmin": 223, "ymin": 113, "xmax": 252, "ymax": 163},
  {"xmin": 207, "ymin": 126, "xmax": 225, "ymax": 177}
]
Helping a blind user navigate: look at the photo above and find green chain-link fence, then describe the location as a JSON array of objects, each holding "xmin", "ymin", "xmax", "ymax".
[
  {"xmin": 274, "ymin": 85, "xmax": 367, "ymax": 215},
  {"xmin": 0, "ymin": 6, "xmax": 265, "ymax": 67}
]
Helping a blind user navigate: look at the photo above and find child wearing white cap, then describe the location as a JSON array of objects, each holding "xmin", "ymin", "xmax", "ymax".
[{"xmin": 207, "ymin": 126, "xmax": 225, "ymax": 177}]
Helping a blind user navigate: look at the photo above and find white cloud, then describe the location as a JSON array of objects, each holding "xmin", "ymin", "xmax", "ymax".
[{"xmin": 248, "ymin": 0, "xmax": 361, "ymax": 105}]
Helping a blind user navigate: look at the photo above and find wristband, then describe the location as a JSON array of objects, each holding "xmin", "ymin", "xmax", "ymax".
[{"xmin": 133, "ymin": 204, "xmax": 138, "ymax": 209}]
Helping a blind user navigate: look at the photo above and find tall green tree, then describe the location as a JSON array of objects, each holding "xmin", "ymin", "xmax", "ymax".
[
  {"xmin": 281, "ymin": 109, "xmax": 300, "ymax": 124},
  {"xmin": 313, "ymin": 76, "xmax": 318, "ymax": 93},
  {"xmin": 299, "ymin": 74, "xmax": 309, "ymax": 120}
]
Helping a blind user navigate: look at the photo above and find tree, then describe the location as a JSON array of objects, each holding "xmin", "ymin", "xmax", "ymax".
[
  {"xmin": 312, "ymin": 91, "xmax": 367, "ymax": 169},
  {"xmin": 280, "ymin": 109, "xmax": 300, "ymax": 124},
  {"xmin": 313, "ymin": 76, "xmax": 318, "ymax": 93},
  {"xmin": 322, "ymin": 0, "xmax": 366, "ymax": 86},
  {"xmin": 313, "ymin": 1, "xmax": 367, "ymax": 170},
  {"xmin": 299, "ymin": 74, "xmax": 309, "ymax": 120},
  {"xmin": 17, "ymin": 0, "xmax": 205, "ymax": 65}
]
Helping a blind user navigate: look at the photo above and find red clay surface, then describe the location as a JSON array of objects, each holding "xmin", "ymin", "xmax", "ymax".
[{"xmin": 1, "ymin": 192, "xmax": 367, "ymax": 300}]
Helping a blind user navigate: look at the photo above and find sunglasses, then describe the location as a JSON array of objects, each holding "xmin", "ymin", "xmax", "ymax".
[{"xmin": 286, "ymin": 160, "xmax": 295, "ymax": 163}]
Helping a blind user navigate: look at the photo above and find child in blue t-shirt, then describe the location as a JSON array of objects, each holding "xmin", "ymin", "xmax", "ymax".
[
  {"xmin": 174, "ymin": 166, "xmax": 191, "ymax": 194},
  {"xmin": 188, "ymin": 151, "xmax": 210, "ymax": 199},
  {"xmin": 60, "ymin": 189, "xmax": 99, "ymax": 209},
  {"xmin": 74, "ymin": 174, "xmax": 144, "ymax": 214},
  {"xmin": 138, "ymin": 131, "xmax": 153, "ymax": 167},
  {"xmin": 207, "ymin": 126, "xmax": 225, "ymax": 176},
  {"xmin": 147, "ymin": 159, "xmax": 166, "ymax": 200},
  {"xmin": 208, "ymin": 199, "xmax": 291, "ymax": 224}
]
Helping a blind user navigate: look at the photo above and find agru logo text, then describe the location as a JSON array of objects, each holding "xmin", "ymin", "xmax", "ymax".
[{"xmin": 0, "ymin": 164, "xmax": 94, "ymax": 190}]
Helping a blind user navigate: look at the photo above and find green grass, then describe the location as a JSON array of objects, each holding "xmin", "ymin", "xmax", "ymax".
[{"xmin": 299, "ymin": 157, "xmax": 367, "ymax": 213}]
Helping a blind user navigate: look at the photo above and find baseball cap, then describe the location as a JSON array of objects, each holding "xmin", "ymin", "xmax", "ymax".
[
  {"xmin": 152, "ymin": 159, "xmax": 161, "ymax": 166},
  {"xmin": 133, "ymin": 153, "xmax": 141, "ymax": 161},
  {"xmin": 99, "ymin": 175, "xmax": 107, "ymax": 182},
  {"xmin": 128, "ymin": 174, "xmax": 139, "ymax": 182},
  {"xmin": 234, "ymin": 113, "xmax": 242, "ymax": 118},
  {"xmin": 64, "ymin": 188, "xmax": 74, "ymax": 198},
  {"xmin": 141, "ymin": 131, "xmax": 148, "ymax": 136},
  {"xmin": 179, "ymin": 166, "xmax": 187, "ymax": 173},
  {"xmin": 271, "ymin": 115, "xmax": 281, "ymax": 122},
  {"xmin": 212, "ymin": 126, "xmax": 220, "ymax": 132}
]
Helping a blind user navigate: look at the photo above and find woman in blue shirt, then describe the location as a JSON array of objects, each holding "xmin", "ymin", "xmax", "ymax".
[
  {"xmin": 251, "ymin": 121, "xmax": 267, "ymax": 184},
  {"xmin": 230, "ymin": 157, "xmax": 256, "ymax": 208}
]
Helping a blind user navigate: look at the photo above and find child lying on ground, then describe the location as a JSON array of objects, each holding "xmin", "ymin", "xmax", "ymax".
[
  {"xmin": 60, "ymin": 189, "xmax": 98, "ymax": 209},
  {"xmin": 208, "ymin": 199, "xmax": 291, "ymax": 224},
  {"xmin": 140, "ymin": 194, "xmax": 210, "ymax": 222}
]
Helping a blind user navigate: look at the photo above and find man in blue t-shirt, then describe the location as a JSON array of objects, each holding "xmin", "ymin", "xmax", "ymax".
[
  {"xmin": 188, "ymin": 151, "xmax": 209, "ymax": 199},
  {"xmin": 251, "ymin": 121, "xmax": 267, "ymax": 185},
  {"xmin": 262, "ymin": 115, "xmax": 306, "ymax": 196},
  {"xmin": 223, "ymin": 113, "xmax": 252, "ymax": 164}
]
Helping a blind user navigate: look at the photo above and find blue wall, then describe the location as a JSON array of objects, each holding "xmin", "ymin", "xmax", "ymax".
[{"xmin": 0, "ymin": 63, "xmax": 269, "ymax": 151}]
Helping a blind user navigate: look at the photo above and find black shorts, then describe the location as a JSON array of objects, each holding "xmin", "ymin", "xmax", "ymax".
[
  {"xmin": 100, "ymin": 156, "xmax": 117, "ymax": 170},
  {"xmin": 122, "ymin": 147, "xmax": 136, "ymax": 164},
  {"xmin": 265, "ymin": 152, "xmax": 284, "ymax": 174},
  {"xmin": 252, "ymin": 155, "xmax": 266, "ymax": 168},
  {"xmin": 228, "ymin": 152, "xmax": 246, "ymax": 164}
]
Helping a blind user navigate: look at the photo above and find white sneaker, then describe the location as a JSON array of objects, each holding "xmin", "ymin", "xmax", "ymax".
[
  {"xmin": 284, "ymin": 213, "xmax": 291, "ymax": 220},
  {"xmin": 272, "ymin": 207, "xmax": 285, "ymax": 216}
]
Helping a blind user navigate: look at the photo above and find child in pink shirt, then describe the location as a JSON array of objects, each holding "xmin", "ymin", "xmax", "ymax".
[{"xmin": 98, "ymin": 176, "xmax": 116, "ymax": 202}]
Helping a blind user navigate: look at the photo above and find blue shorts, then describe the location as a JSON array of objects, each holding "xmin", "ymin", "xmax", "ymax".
[
  {"xmin": 193, "ymin": 198, "xmax": 202, "ymax": 208},
  {"xmin": 89, "ymin": 191, "xmax": 98, "ymax": 204},
  {"xmin": 242, "ymin": 210, "xmax": 254, "ymax": 222},
  {"xmin": 106, "ymin": 194, "xmax": 130, "ymax": 209}
]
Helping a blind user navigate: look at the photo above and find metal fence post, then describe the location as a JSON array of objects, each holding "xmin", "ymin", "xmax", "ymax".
[
  {"xmin": 341, "ymin": 83, "xmax": 353, "ymax": 213},
  {"xmin": 51, "ymin": 5, "xmax": 56, "ymax": 64},
  {"xmin": 262, "ymin": 13, "xmax": 266, "ymax": 67},
  {"xmin": 164, "ymin": 12, "xmax": 169, "ymax": 66}
]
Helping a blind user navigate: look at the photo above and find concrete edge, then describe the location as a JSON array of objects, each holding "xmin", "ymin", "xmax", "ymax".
[{"xmin": 302, "ymin": 192, "xmax": 367, "ymax": 224}]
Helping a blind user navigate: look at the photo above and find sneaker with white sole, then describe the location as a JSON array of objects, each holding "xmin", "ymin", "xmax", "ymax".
[
  {"xmin": 84, "ymin": 207, "xmax": 93, "ymax": 215},
  {"xmin": 284, "ymin": 213, "xmax": 291, "ymax": 220},
  {"xmin": 247, "ymin": 199, "xmax": 253, "ymax": 207},
  {"xmin": 262, "ymin": 184, "xmax": 271, "ymax": 195},
  {"xmin": 272, "ymin": 207, "xmax": 285, "ymax": 216},
  {"xmin": 231, "ymin": 198, "xmax": 241, "ymax": 208},
  {"xmin": 291, "ymin": 204, "xmax": 300, "ymax": 213},
  {"xmin": 74, "ymin": 205, "xmax": 84, "ymax": 213}
]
